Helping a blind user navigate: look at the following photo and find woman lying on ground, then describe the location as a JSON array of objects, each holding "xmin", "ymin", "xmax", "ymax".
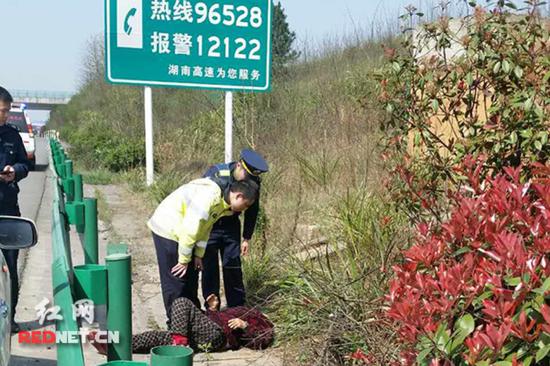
[{"xmin": 90, "ymin": 294, "xmax": 274, "ymax": 354}]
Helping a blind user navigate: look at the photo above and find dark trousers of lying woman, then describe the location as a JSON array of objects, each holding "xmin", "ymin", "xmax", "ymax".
[{"xmin": 132, "ymin": 297, "xmax": 226, "ymax": 353}]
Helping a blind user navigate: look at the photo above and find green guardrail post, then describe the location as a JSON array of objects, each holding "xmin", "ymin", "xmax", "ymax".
[
  {"xmin": 53, "ymin": 151, "xmax": 61, "ymax": 167},
  {"xmin": 65, "ymin": 159, "xmax": 73, "ymax": 177},
  {"xmin": 84, "ymin": 198, "xmax": 99, "ymax": 264},
  {"xmin": 74, "ymin": 174, "xmax": 85, "ymax": 232},
  {"xmin": 57, "ymin": 157, "xmax": 66, "ymax": 179},
  {"xmin": 64, "ymin": 180, "xmax": 75, "ymax": 202},
  {"xmin": 74, "ymin": 174, "xmax": 83, "ymax": 201},
  {"xmin": 150, "ymin": 346, "xmax": 193, "ymax": 366},
  {"xmin": 63, "ymin": 160, "xmax": 74, "ymax": 200},
  {"xmin": 61, "ymin": 150, "xmax": 66, "ymax": 160},
  {"xmin": 106, "ymin": 253, "xmax": 132, "ymax": 361}
]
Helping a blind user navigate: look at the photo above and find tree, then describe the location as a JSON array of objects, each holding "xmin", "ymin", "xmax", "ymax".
[{"xmin": 271, "ymin": 1, "xmax": 299, "ymax": 74}]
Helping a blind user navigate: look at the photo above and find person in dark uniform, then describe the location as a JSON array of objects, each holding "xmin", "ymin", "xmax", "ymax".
[
  {"xmin": 0, "ymin": 86, "xmax": 30, "ymax": 333},
  {"xmin": 202, "ymin": 149, "xmax": 269, "ymax": 308}
]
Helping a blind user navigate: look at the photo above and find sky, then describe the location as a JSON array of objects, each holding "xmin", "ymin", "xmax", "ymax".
[{"xmin": 0, "ymin": 0, "xmax": 416, "ymax": 121}]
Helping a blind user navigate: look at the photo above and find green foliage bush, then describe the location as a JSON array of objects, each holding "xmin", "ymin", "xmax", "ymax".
[
  {"xmin": 64, "ymin": 111, "xmax": 145, "ymax": 172},
  {"xmin": 101, "ymin": 137, "xmax": 145, "ymax": 172},
  {"xmin": 386, "ymin": 160, "xmax": 550, "ymax": 365},
  {"xmin": 379, "ymin": 1, "xmax": 550, "ymax": 223},
  {"xmin": 370, "ymin": 1, "xmax": 550, "ymax": 364}
]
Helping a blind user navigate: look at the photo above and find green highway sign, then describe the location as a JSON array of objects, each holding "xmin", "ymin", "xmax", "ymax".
[{"xmin": 105, "ymin": 0, "xmax": 272, "ymax": 91}]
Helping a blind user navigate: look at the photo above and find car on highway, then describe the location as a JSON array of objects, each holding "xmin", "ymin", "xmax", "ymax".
[
  {"xmin": 0, "ymin": 216, "xmax": 38, "ymax": 366},
  {"xmin": 6, "ymin": 104, "xmax": 35, "ymax": 170}
]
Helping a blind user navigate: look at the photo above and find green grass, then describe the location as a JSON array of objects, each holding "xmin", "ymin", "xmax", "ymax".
[
  {"xmin": 81, "ymin": 169, "xmax": 118, "ymax": 185},
  {"xmin": 94, "ymin": 188, "xmax": 112, "ymax": 227},
  {"xmin": 73, "ymin": 160, "xmax": 120, "ymax": 185},
  {"xmin": 241, "ymin": 188, "xmax": 411, "ymax": 363}
]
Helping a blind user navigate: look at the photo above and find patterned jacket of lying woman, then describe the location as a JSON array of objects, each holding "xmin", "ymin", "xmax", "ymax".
[{"xmin": 89, "ymin": 296, "xmax": 274, "ymax": 354}]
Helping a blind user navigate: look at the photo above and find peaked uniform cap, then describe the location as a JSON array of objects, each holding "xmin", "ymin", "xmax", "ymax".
[{"xmin": 240, "ymin": 149, "xmax": 269, "ymax": 176}]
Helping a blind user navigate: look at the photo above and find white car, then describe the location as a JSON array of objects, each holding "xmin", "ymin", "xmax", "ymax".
[
  {"xmin": 7, "ymin": 104, "xmax": 35, "ymax": 170},
  {"xmin": 0, "ymin": 216, "xmax": 38, "ymax": 366}
]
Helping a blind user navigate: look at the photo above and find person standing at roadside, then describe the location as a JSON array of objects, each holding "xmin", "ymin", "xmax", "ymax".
[
  {"xmin": 0, "ymin": 86, "xmax": 30, "ymax": 333},
  {"xmin": 147, "ymin": 177, "xmax": 259, "ymax": 324},
  {"xmin": 202, "ymin": 149, "xmax": 269, "ymax": 309}
]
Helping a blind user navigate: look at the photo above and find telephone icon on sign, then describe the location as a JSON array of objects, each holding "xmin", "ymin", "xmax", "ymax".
[
  {"xmin": 117, "ymin": 0, "xmax": 142, "ymax": 49},
  {"xmin": 124, "ymin": 8, "xmax": 137, "ymax": 35}
]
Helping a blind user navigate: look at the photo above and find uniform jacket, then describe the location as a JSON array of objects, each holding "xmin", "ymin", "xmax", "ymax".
[
  {"xmin": 0, "ymin": 124, "xmax": 29, "ymax": 212},
  {"xmin": 147, "ymin": 178, "xmax": 234, "ymax": 264},
  {"xmin": 203, "ymin": 162, "xmax": 261, "ymax": 240}
]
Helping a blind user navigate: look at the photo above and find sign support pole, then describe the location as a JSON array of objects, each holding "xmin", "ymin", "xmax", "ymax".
[
  {"xmin": 225, "ymin": 91, "xmax": 233, "ymax": 163},
  {"xmin": 144, "ymin": 86, "xmax": 154, "ymax": 186}
]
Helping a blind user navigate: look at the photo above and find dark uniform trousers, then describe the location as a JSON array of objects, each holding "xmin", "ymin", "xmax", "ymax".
[
  {"xmin": 0, "ymin": 205, "xmax": 20, "ymax": 323},
  {"xmin": 201, "ymin": 215, "xmax": 245, "ymax": 308},
  {"xmin": 152, "ymin": 232, "xmax": 200, "ymax": 323}
]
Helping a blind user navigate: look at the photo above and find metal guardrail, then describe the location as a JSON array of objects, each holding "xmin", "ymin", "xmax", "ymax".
[
  {"xmin": 50, "ymin": 148, "xmax": 85, "ymax": 366},
  {"xmin": 44, "ymin": 130, "xmax": 59, "ymax": 139},
  {"xmin": 49, "ymin": 141, "xmax": 190, "ymax": 365},
  {"xmin": 49, "ymin": 140, "xmax": 133, "ymax": 365}
]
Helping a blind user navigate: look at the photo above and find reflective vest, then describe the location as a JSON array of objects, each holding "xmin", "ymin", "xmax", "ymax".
[{"xmin": 147, "ymin": 178, "xmax": 233, "ymax": 264}]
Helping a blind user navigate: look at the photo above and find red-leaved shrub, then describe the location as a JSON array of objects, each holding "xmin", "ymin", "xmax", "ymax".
[{"xmin": 386, "ymin": 158, "xmax": 550, "ymax": 365}]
